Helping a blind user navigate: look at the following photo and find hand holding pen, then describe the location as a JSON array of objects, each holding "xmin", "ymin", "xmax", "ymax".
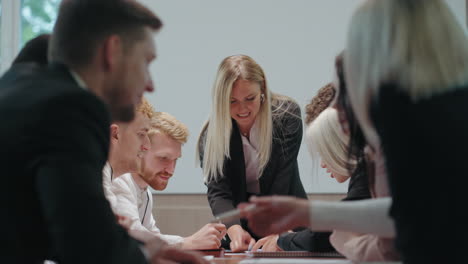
[
  {"xmin": 211, "ymin": 204, "xmax": 257, "ymax": 224},
  {"xmin": 226, "ymin": 225, "xmax": 255, "ymax": 252},
  {"xmin": 210, "ymin": 204, "xmax": 257, "ymax": 252}
]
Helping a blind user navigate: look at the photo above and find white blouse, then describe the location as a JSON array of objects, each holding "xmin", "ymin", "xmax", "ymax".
[{"xmin": 241, "ymin": 118, "xmax": 261, "ymax": 194}]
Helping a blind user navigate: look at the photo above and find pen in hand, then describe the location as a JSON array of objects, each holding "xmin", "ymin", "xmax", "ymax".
[
  {"xmin": 210, "ymin": 204, "xmax": 256, "ymax": 224},
  {"xmin": 211, "ymin": 204, "xmax": 257, "ymax": 248},
  {"xmin": 247, "ymin": 241, "xmax": 254, "ymax": 252}
]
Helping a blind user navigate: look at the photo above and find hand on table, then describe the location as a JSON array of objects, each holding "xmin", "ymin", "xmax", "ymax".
[
  {"xmin": 251, "ymin": 234, "xmax": 281, "ymax": 252},
  {"xmin": 227, "ymin": 225, "xmax": 255, "ymax": 252},
  {"xmin": 238, "ymin": 196, "xmax": 310, "ymax": 237},
  {"xmin": 183, "ymin": 223, "xmax": 226, "ymax": 250}
]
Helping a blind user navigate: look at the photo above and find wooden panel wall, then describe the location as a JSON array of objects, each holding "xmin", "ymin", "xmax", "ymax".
[{"xmin": 152, "ymin": 194, "xmax": 345, "ymax": 237}]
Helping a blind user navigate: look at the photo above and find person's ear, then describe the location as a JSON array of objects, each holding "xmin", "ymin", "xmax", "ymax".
[
  {"xmin": 102, "ymin": 35, "xmax": 123, "ymax": 72},
  {"xmin": 110, "ymin": 124, "xmax": 120, "ymax": 141}
]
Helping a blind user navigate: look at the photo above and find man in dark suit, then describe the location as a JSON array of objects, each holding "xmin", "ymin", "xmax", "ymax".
[
  {"xmin": 0, "ymin": 1, "xmax": 206, "ymax": 263},
  {"xmin": 12, "ymin": 34, "xmax": 50, "ymax": 66}
]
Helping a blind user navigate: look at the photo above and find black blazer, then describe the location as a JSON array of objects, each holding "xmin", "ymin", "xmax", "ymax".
[
  {"xmin": 0, "ymin": 64, "xmax": 147, "ymax": 263},
  {"xmin": 199, "ymin": 99, "xmax": 307, "ymax": 239},
  {"xmin": 372, "ymin": 84, "xmax": 468, "ymax": 264}
]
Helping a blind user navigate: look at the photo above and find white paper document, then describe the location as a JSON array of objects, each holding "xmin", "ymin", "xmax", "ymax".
[{"xmin": 239, "ymin": 258, "xmax": 352, "ymax": 264}]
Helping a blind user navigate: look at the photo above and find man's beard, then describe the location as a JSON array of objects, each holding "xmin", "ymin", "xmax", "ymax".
[
  {"xmin": 156, "ymin": 172, "xmax": 172, "ymax": 178},
  {"xmin": 147, "ymin": 171, "xmax": 173, "ymax": 190}
]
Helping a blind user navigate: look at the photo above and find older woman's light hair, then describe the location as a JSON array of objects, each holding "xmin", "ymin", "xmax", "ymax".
[
  {"xmin": 306, "ymin": 108, "xmax": 354, "ymax": 178},
  {"xmin": 345, "ymin": 0, "xmax": 468, "ymax": 147}
]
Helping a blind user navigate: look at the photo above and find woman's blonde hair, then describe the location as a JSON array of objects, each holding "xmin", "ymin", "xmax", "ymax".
[
  {"xmin": 198, "ymin": 55, "xmax": 274, "ymax": 182},
  {"xmin": 306, "ymin": 108, "xmax": 353, "ymax": 178},
  {"xmin": 345, "ymin": 0, "xmax": 468, "ymax": 147},
  {"xmin": 149, "ymin": 112, "xmax": 189, "ymax": 144}
]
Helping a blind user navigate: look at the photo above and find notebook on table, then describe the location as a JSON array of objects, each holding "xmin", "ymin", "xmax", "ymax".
[
  {"xmin": 247, "ymin": 251, "xmax": 345, "ymax": 258},
  {"xmin": 240, "ymin": 258, "xmax": 352, "ymax": 264}
]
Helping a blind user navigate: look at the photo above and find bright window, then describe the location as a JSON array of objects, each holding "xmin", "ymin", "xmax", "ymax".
[
  {"xmin": 0, "ymin": 0, "xmax": 60, "ymax": 73},
  {"xmin": 0, "ymin": 2, "xmax": 2, "ymax": 60},
  {"xmin": 21, "ymin": 0, "xmax": 60, "ymax": 47}
]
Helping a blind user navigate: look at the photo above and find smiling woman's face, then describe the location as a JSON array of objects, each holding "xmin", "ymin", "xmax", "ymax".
[{"xmin": 230, "ymin": 79, "xmax": 262, "ymax": 131}]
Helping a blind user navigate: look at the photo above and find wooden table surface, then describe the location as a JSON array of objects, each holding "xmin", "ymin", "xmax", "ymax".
[{"xmin": 209, "ymin": 253, "xmax": 351, "ymax": 264}]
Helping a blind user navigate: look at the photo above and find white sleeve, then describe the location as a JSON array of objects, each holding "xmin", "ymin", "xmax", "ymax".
[
  {"xmin": 310, "ymin": 197, "xmax": 395, "ymax": 237},
  {"xmin": 146, "ymin": 194, "xmax": 184, "ymax": 246},
  {"xmin": 111, "ymin": 177, "xmax": 158, "ymax": 234},
  {"xmin": 112, "ymin": 177, "xmax": 184, "ymax": 246},
  {"xmin": 102, "ymin": 163, "xmax": 118, "ymax": 209}
]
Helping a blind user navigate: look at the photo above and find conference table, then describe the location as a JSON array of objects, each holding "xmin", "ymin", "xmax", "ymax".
[
  {"xmin": 206, "ymin": 252, "xmax": 353, "ymax": 264},
  {"xmin": 205, "ymin": 251, "xmax": 402, "ymax": 264}
]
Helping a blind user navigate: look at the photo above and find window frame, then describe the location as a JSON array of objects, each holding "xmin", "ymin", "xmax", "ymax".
[{"xmin": 0, "ymin": 0, "xmax": 21, "ymax": 73}]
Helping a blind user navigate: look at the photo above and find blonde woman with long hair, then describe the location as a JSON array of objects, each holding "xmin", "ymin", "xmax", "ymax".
[
  {"xmin": 344, "ymin": 0, "xmax": 468, "ymax": 262},
  {"xmin": 197, "ymin": 55, "xmax": 307, "ymax": 252},
  {"xmin": 308, "ymin": 108, "xmax": 354, "ymax": 184},
  {"xmin": 256, "ymin": 104, "xmax": 373, "ymax": 253},
  {"xmin": 311, "ymin": 107, "xmax": 399, "ymax": 262}
]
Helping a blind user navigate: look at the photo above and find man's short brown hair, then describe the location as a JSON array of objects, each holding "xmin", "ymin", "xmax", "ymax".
[{"xmin": 49, "ymin": 0, "xmax": 163, "ymax": 68}]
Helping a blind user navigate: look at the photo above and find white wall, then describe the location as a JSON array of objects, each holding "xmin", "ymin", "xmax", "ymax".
[{"xmin": 138, "ymin": 0, "xmax": 466, "ymax": 194}]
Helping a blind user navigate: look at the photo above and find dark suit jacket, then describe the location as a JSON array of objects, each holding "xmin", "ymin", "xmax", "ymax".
[
  {"xmin": 277, "ymin": 159, "xmax": 372, "ymax": 252},
  {"xmin": 199, "ymin": 99, "xmax": 308, "ymax": 240},
  {"xmin": 372, "ymin": 84, "xmax": 468, "ymax": 264},
  {"xmin": 0, "ymin": 63, "xmax": 147, "ymax": 263}
]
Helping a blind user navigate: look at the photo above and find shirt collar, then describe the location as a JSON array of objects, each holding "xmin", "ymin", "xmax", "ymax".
[
  {"xmin": 69, "ymin": 69, "xmax": 88, "ymax": 90},
  {"xmin": 104, "ymin": 162, "xmax": 114, "ymax": 181}
]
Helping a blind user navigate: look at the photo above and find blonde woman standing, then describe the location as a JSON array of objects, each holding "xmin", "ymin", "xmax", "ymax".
[{"xmin": 198, "ymin": 55, "xmax": 307, "ymax": 252}]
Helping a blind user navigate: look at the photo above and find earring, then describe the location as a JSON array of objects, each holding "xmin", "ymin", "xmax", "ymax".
[{"xmin": 260, "ymin": 94, "xmax": 265, "ymax": 102}]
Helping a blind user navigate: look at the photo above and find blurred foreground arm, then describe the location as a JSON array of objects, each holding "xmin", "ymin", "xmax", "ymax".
[{"xmin": 240, "ymin": 196, "xmax": 394, "ymax": 238}]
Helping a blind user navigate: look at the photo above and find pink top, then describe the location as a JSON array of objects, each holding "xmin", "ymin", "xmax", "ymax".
[
  {"xmin": 371, "ymin": 146, "xmax": 391, "ymax": 197},
  {"xmin": 330, "ymin": 146, "xmax": 400, "ymax": 262},
  {"xmin": 241, "ymin": 119, "xmax": 260, "ymax": 194}
]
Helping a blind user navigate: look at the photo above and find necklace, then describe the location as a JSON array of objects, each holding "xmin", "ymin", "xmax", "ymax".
[{"xmin": 240, "ymin": 127, "xmax": 250, "ymax": 137}]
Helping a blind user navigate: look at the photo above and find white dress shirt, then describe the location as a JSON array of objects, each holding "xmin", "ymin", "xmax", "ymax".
[
  {"xmin": 102, "ymin": 162, "xmax": 119, "ymax": 211},
  {"xmin": 111, "ymin": 173, "xmax": 184, "ymax": 246}
]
